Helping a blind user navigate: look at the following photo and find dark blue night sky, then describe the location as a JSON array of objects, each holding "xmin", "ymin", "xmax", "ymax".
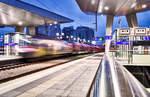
[{"xmin": 1, "ymin": 0, "xmax": 150, "ymax": 37}]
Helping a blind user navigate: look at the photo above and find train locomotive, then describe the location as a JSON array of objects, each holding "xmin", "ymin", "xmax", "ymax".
[{"xmin": 4, "ymin": 33, "xmax": 104, "ymax": 58}]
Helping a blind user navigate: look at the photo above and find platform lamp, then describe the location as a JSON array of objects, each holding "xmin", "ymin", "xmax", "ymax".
[{"xmin": 56, "ymin": 33, "xmax": 59, "ymax": 39}]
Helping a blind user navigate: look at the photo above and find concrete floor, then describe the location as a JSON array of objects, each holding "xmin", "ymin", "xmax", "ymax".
[{"xmin": 0, "ymin": 53, "xmax": 103, "ymax": 97}]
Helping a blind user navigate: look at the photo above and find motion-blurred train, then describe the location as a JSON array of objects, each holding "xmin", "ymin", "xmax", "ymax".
[{"xmin": 4, "ymin": 33, "xmax": 104, "ymax": 58}]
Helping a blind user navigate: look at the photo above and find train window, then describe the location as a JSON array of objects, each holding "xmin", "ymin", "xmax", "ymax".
[
  {"xmin": 19, "ymin": 39, "xmax": 32, "ymax": 46},
  {"xmin": 19, "ymin": 36, "xmax": 32, "ymax": 46}
]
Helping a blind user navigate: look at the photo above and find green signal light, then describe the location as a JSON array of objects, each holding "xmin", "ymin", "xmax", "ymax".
[
  {"xmin": 99, "ymin": 38, "xmax": 102, "ymax": 41},
  {"xmin": 99, "ymin": 37, "xmax": 104, "ymax": 41}
]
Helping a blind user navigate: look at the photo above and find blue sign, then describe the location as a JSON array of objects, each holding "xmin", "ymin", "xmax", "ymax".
[
  {"xmin": 94, "ymin": 37, "xmax": 99, "ymax": 41},
  {"xmin": 105, "ymin": 36, "xmax": 112, "ymax": 40},
  {"xmin": 4, "ymin": 43, "xmax": 9, "ymax": 46},
  {"xmin": 116, "ymin": 41, "xmax": 131, "ymax": 45},
  {"xmin": 11, "ymin": 43, "xmax": 18, "ymax": 46},
  {"xmin": 0, "ymin": 39, "xmax": 3, "ymax": 42},
  {"xmin": 142, "ymin": 36, "xmax": 150, "ymax": 40},
  {"xmin": 4, "ymin": 43, "xmax": 18, "ymax": 46}
]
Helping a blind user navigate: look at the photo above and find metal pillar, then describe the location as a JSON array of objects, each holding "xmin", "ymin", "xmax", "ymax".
[
  {"xmin": 126, "ymin": 13, "xmax": 138, "ymax": 28},
  {"xmin": 15, "ymin": 26, "xmax": 25, "ymax": 33},
  {"xmin": 14, "ymin": 33, "xmax": 20, "ymax": 56},
  {"xmin": 126, "ymin": 13, "xmax": 138, "ymax": 63},
  {"xmin": 4, "ymin": 34, "xmax": 9, "ymax": 56},
  {"xmin": 105, "ymin": 15, "xmax": 114, "ymax": 53},
  {"xmin": 29, "ymin": 27, "xmax": 36, "ymax": 35}
]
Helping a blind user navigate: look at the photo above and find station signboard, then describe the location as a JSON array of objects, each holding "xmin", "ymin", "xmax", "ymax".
[
  {"xmin": 119, "ymin": 28, "xmax": 130, "ymax": 36},
  {"xmin": 134, "ymin": 28, "xmax": 147, "ymax": 36}
]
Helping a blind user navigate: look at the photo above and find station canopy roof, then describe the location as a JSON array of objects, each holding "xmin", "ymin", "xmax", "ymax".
[
  {"xmin": 76, "ymin": 0, "xmax": 150, "ymax": 15},
  {"xmin": 0, "ymin": 0, "xmax": 73, "ymax": 26}
]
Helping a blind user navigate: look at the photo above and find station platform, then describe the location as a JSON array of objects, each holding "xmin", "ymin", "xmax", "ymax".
[
  {"xmin": 0, "ymin": 55, "xmax": 22, "ymax": 65},
  {"xmin": 0, "ymin": 55, "xmax": 21, "ymax": 61},
  {"xmin": 0, "ymin": 53, "xmax": 103, "ymax": 97}
]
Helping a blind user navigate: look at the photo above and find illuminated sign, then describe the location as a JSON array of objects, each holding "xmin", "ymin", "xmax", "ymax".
[
  {"xmin": 142, "ymin": 36, "xmax": 150, "ymax": 40},
  {"xmin": 0, "ymin": 38, "xmax": 3, "ymax": 42},
  {"xmin": 4, "ymin": 43, "xmax": 9, "ymax": 46},
  {"xmin": 94, "ymin": 37, "xmax": 105, "ymax": 41},
  {"xmin": 135, "ymin": 28, "xmax": 146, "ymax": 34},
  {"xmin": 116, "ymin": 41, "xmax": 130, "ymax": 45},
  {"xmin": 119, "ymin": 29, "xmax": 130, "ymax": 36},
  {"xmin": 105, "ymin": 36, "xmax": 112, "ymax": 40},
  {"xmin": 4, "ymin": 43, "xmax": 18, "ymax": 46}
]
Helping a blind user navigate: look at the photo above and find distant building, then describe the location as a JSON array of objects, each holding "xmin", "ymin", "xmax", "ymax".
[
  {"xmin": 35, "ymin": 24, "xmax": 61, "ymax": 39},
  {"xmin": 28, "ymin": 25, "xmax": 94, "ymax": 44},
  {"xmin": 76, "ymin": 26, "xmax": 94, "ymax": 44},
  {"xmin": 62, "ymin": 26, "xmax": 94, "ymax": 44},
  {"xmin": 62, "ymin": 26, "xmax": 77, "ymax": 42}
]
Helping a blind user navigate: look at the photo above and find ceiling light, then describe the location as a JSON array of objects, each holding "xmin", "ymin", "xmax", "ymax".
[
  {"xmin": 142, "ymin": 4, "xmax": 147, "ymax": 8},
  {"xmin": 92, "ymin": 41, "xmax": 96, "ymax": 45},
  {"xmin": 131, "ymin": 2, "xmax": 137, "ymax": 8},
  {"xmin": 91, "ymin": 0, "xmax": 95, "ymax": 5},
  {"xmin": 18, "ymin": 21, "xmax": 23, "ymax": 25},
  {"xmin": 98, "ymin": 9, "xmax": 102, "ymax": 13},
  {"xmin": 104, "ymin": 6, "xmax": 109, "ymax": 10},
  {"xmin": 54, "ymin": 21, "xmax": 58, "ymax": 24}
]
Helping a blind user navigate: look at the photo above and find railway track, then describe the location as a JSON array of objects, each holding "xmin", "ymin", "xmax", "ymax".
[
  {"xmin": 0, "ymin": 63, "xmax": 31, "ymax": 71},
  {"xmin": 0, "ymin": 53, "xmax": 93, "ymax": 71}
]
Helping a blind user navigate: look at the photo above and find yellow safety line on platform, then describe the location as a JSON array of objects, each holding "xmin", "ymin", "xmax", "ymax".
[{"xmin": 16, "ymin": 64, "xmax": 83, "ymax": 97}]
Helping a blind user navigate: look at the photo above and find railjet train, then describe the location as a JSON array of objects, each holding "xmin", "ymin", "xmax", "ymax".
[{"xmin": 4, "ymin": 33, "xmax": 104, "ymax": 58}]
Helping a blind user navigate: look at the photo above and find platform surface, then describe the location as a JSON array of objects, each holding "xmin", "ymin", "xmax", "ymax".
[
  {"xmin": 0, "ymin": 55, "xmax": 21, "ymax": 61},
  {"xmin": 0, "ymin": 53, "xmax": 103, "ymax": 97}
]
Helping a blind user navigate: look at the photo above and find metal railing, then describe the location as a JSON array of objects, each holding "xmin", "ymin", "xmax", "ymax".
[{"xmin": 90, "ymin": 53, "xmax": 150, "ymax": 97}]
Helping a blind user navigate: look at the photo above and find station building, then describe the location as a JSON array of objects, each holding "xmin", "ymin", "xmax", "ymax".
[
  {"xmin": 62, "ymin": 26, "xmax": 77, "ymax": 42},
  {"xmin": 112, "ymin": 27, "xmax": 150, "ymax": 64},
  {"xmin": 35, "ymin": 24, "xmax": 62, "ymax": 39}
]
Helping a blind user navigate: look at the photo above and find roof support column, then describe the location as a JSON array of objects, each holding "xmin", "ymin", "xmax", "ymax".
[
  {"xmin": 15, "ymin": 26, "xmax": 25, "ymax": 33},
  {"xmin": 105, "ymin": 15, "xmax": 114, "ymax": 53},
  {"xmin": 126, "ymin": 13, "xmax": 138, "ymax": 28},
  {"xmin": 29, "ymin": 27, "xmax": 36, "ymax": 35}
]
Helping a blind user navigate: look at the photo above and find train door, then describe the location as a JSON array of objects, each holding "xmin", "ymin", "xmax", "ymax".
[{"xmin": 4, "ymin": 33, "xmax": 20, "ymax": 56}]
